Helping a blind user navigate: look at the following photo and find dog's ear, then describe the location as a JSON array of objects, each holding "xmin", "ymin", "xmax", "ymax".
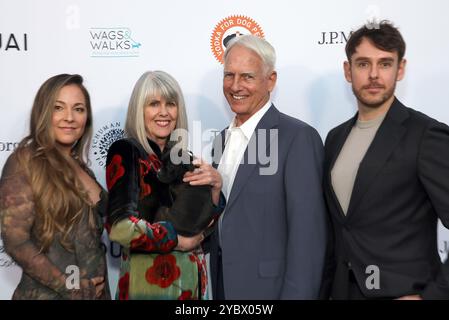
[
  {"xmin": 157, "ymin": 166, "xmax": 173, "ymax": 184},
  {"xmin": 160, "ymin": 144, "xmax": 173, "ymax": 162},
  {"xmin": 157, "ymin": 148, "xmax": 193, "ymax": 184},
  {"xmin": 157, "ymin": 147, "xmax": 177, "ymax": 184}
]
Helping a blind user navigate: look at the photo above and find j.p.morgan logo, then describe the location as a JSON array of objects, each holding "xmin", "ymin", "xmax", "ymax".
[
  {"xmin": 92, "ymin": 121, "xmax": 124, "ymax": 167},
  {"xmin": 210, "ymin": 15, "xmax": 265, "ymax": 64},
  {"xmin": 89, "ymin": 27, "xmax": 141, "ymax": 57},
  {"xmin": 318, "ymin": 31, "xmax": 352, "ymax": 45},
  {"xmin": 0, "ymin": 33, "xmax": 28, "ymax": 51}
]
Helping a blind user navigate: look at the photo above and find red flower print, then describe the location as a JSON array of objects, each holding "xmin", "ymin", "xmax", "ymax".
[
  {"xmin": 139, "ymin": 159, "xmax": 152, "ymax": 198},
  {"xmin": 145, "ymin": 254, "xmax": 180, "ymax": 288},
  {"xmin": 200, "ymin": 260, "xmax": 208, "ymax": 296},
  {"xmin": 147, "ymin": 222, "xmax": 168, "ymax": 242},
  {"xmin": 178, "ymin": 290, "xmax": 193, "ymax": 300},
  {"xmin": 148, "ymin": 154, "xmax": 162, "ymax": 171},
  {"xmin": 140, "ymin": 183, "xmax": 151, "ymax": 198},
  {"xmin": 159, "ymin": 239, "xmax": 177, "ymax": 252},
  {"xmin": 106, "ymin": 154, "xmax": 125, "ymax": 190},
  {"xmin": 128, "ymin": 215, "xmax": 140, "ymax": 224},
  {"xmin": 118, "ymin": 272, "xmax": 129, "ymax": 300},
  {"xmin": 130, "ymin": 233, "xmax": 155, "ymax": 251},
  {"xmin": 188, "ymin": 253, "xmax": 202, "ymax": 269},
  {"xmin": 139, "ymin": 159, "xmax": 151, "ymax": 176},
  {"xmin": 138, "ymin": 156, "xmax": 162, "ymax": 198}
]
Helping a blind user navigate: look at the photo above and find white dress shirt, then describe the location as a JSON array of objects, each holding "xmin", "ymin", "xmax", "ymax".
[{"xmin": 217, "ymin": 100, "xmax": 272, "ymax": 243}]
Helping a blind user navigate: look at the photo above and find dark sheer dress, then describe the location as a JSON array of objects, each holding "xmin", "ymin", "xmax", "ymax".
[{"xmin": 0, "ymin": 152, "xmax": 110, "ymax": 300}]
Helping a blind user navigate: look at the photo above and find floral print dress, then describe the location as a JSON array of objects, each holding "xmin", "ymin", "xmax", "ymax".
[{"xmin": 106, "ymin": 138, "xmax": 216, "ymax": 300}]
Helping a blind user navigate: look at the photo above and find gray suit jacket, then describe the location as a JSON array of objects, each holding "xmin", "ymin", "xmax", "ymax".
[{"xmin": 208, "ymin": 104, "xmax": 328, "ymax": 299}]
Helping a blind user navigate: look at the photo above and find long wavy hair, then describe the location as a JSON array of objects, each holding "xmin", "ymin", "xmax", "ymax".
[{"xmin": 15, "ymin": 74, "xmax": 94, "ymax": 253}]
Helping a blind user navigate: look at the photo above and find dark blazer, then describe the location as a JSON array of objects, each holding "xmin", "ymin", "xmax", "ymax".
[
  {"xmin": 323, "ymin": 98, "xmax": 449, "ymax": 299},
  {"xmin": 208, "ymin": 104, "xmax": 328, "ymax": 299}
]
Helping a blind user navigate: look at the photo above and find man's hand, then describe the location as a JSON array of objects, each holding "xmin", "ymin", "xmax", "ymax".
[
  {"xmin": 183, "ymin": 158, "xmax": 223, "ymax": 205},
  {"xmin": 175, "ymin": 232, "xmax": 205, "ymax": 252}
]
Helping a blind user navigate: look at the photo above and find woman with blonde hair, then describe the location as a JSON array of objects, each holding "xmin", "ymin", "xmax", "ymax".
[
  {"xmin": 0, "ymin": 74, "xmax": 110, "ymax": 299},
  {"xmin": 106, "ymin": 70, "xmax": 224, "ymax": 300}
]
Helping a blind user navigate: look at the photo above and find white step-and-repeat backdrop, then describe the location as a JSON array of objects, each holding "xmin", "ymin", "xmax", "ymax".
[{"xmin": 1, "ymin": 0, "xmax": 448, "ymax": 299}]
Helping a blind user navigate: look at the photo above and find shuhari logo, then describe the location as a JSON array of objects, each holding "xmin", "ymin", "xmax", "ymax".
[
  {"xmin": 92, "ymin": 121, "xmax": 124, "ymax": 167},
  {"xmin": 89, "ymin": 27, "xmax": 141, "ymax": 58},
  {"xmin": 210, "ymin": 15, "xmax": 265, "ymax": 64}
]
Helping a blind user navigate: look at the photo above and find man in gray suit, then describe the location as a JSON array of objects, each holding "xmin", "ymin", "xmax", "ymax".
[{"xmin": 207, "ymin": 35, "xmax": 328, "ymax": 299}]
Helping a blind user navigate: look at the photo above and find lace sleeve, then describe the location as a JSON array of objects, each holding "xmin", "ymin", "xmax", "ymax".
[{"xmin": 0, "ymin": 153, "xmax": 95, "ymax": 299}]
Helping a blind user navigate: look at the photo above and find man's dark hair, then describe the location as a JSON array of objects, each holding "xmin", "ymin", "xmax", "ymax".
[{"xmin": 345, "ymin": 20, "xmax": 406, "ymax": 62}]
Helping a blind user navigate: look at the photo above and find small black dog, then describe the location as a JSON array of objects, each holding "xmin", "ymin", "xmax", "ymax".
[{"xmin": 156, "ymin": 146, "xmax": 217, "ymax": 237}]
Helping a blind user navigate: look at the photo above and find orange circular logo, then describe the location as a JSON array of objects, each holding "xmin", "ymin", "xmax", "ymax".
[{"xmin": 210, "ymin": 15, "xmax": 265, "ymax": 64}]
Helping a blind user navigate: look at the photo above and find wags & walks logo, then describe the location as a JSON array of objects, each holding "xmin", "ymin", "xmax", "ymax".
[{"xmin": 89, "ymin": 27, "xmax": 141, "ymax": 58}]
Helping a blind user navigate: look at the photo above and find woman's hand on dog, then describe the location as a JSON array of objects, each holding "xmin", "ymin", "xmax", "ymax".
[
  {"xmin": 175, "ymin": 232, "xmax": 205, "ymax": 251},
  {"xmin": 183, "ymin": 158, "xmax": 222, "ymax": 205}
]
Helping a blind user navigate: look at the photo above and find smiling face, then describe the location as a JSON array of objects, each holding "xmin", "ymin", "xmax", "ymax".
[
  {"xmin": 52, "ymin": 84, "xmax": 88, "ymax": 153},
  {"xmin": 344, "ymin": 37, "xmax": 406, "ymax": 118},
  {"xmin": 144, "ymin": 94, "xmax": 178, "ymax": 150},
  {"xmin": 223, "ymin": 45, "xmax": 277, "ymax": 126}
]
